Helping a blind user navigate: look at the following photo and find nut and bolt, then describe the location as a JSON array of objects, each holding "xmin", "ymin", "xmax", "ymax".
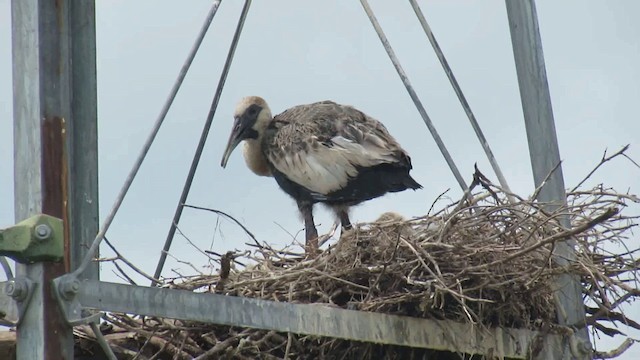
[
  {"xmin": 59, "ymin": 279, "xmax": 81, "ymax": 300},
  {"xmin": 4, "ymin": 279, "xmax": 29, "ymax": 302},
  {"xmin": 577, "ymin": 338, "xmax": 593, "ymax": 355},
  {"xmin": 34, "ymin": 224, "xmax": 52, "ymax": 240}
]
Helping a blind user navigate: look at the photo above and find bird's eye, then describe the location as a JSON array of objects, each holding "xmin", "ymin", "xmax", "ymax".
[{"xmin": 249, "ymin": 108, "xmax": 257, "ymax": 115}]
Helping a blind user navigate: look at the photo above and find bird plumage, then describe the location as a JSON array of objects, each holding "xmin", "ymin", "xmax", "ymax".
[
  {"xmin": 264, "ymin": 101, "xmax": 421, "ymax": 204},
  {"xmin": 221, "ymin": 96, "xmax": 422, "ymax": 256}
]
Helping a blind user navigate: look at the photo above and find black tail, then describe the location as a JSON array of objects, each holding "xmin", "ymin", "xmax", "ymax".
[
  {"xmin": 402, "ymin": 174, "xmax": 422, "ymax": 190},
  {"xmin": 386, "ymin": 172, "xmax": 422, "ymax": 193},
  {"xmin": 324, "ymin": 163, "xmax": 422, "ymax": 205}
]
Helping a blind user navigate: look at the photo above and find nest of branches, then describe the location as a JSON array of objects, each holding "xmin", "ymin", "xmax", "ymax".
[
  {"xmin": 81, "ymin": 148, "xmax": 639, "ymax": 359},
  {"xmin": 84, "ymin": 181, "xmax": 640, "ymax": 359}
]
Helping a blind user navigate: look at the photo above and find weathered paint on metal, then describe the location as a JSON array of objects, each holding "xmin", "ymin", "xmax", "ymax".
[
  {"xmin": 505, "ymin": 1, "xmax": 591, "ymax": 359},
  {"xmin": 0, "ymin": 214, "xmax": 64, "ymax": 264},
  {"xmin": 12, "ymin": 0, "xmax": 85, "ymax": 357},
  {"xmin": 40, "ymin": 117, "xmax": 73, "ymax": 359},
  {"xmin": 78, "ymin": 280, "xmax": 564, "ymax": 358}
]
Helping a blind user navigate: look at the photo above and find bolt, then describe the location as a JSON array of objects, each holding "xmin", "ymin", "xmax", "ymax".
[
  {"xmin": 577, "ymin": 338, "xmax": 592, "ymax": 355},
  {"xmin": 34, "ymin": 224, "xmax": 52, "ymax": 240},
  {"xmin": 4, "ymin": 279, "xmax": 28, "ymax": 302},
  {"xmin": 59, "ymin": 279, "xmax": 81, "ymax": 300}
]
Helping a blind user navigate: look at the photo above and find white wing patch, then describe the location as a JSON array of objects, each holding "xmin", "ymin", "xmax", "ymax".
[{"xmin": 269, "ymin": 135, "xmax": 397, "ymax": 195}]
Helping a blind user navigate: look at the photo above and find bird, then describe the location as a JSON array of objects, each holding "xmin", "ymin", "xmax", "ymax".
[{"xmin": 220, "ymin": 96, "xmax": 422, "ymax": 256}]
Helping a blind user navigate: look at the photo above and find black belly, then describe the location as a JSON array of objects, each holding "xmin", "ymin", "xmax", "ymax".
[{"xmin": 271, "ymin": 163, "xmax": 422, "ymax": 206}]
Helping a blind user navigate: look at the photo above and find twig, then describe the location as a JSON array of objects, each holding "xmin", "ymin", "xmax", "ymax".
[
  {"xmin": 468, "ymin": 207, "xmax": 618, "ymax": 270},
  {"xmin": 531, "ymin": 160, "xmax": 563, "ymax": 202},
  {"xmin": 104, "ymin": 237, "xmax": 160, "ymax": 283},
  {"xmin": 571, "ymin": 144, "xmax": 630, "ymax": 192},
  {"xmin": 174, "ymin": 224, "xmax": 217, "ymax": 262},
  {"xmin": 593, "ymin": 338, "xmax": 638, "ymax": 359},
  {"xmin": 184, "ymin": 204, "xmax": 261, "ymax": 249}
]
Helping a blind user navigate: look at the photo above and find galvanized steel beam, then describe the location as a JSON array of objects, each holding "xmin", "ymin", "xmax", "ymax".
[
  {"xmin": 12, "ymin": 0, "xmax": 73, "ymax": 355},
  {"xmin": 67, "ymin": 1, "xmax": 100, "ymax": 282},
  {"xmin": 77, "ymin": 279, "xmax": 563, "ymax": 358},
  {"xmin": 505, "ymin": 1, "xmax": 591, "ymax": 359},
  {"xmin": 12, "ymin": 0, "xmax": 98, "ymax": 358}
]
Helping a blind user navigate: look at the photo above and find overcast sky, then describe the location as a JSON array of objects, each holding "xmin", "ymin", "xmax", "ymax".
[{"xmin": 1, "ymin": 0, "xmax": 638, "ymax": 357}]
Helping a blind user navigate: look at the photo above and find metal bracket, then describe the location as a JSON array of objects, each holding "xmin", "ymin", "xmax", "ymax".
[
  {"xmin": 52, "ymin": 275, "xmax": 102, "ymax": 327},
  {"xmin": 0, "ymin": 277, "xmax": 35, "ymax": 326},
  {"xmin": 0, "ymin": 276, "xmax": 102, "ymax": 329},
  {"xmin": 0, "ymin": 214, "xmax": 64, "ymax": 264}
]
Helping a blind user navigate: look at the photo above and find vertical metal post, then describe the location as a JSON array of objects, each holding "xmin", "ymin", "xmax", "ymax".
[
  {"xmin": 505, "ymin": 1, "xmax": 591, "ymax": 358},
  {"xmin": 67, "ymin": 1, "xmax": 100, "ymax": 281},
  {"xmin": 12, "ymin": 0, "xmax": 97, "ymax": 358}
]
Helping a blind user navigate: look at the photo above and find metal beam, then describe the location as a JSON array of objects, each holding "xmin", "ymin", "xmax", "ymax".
[
  {"xmin": 11, "ymin": 0, "xmax": 97, "ymax": 358},
  {"xmin": 67, "ymin": 1, "xmax": 99, "ymax": 281},
  {"xmin": 505, "ymin": 1, "xmax": 591, "ymax": 359},
  {"xmin": 77, "ymin": 280, "xmax": 563, "ymax": 358}
]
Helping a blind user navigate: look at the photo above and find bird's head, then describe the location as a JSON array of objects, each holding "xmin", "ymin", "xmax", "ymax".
[{"xmin": 221, "ymin": 96, "xmax": 272, "ymax": 168}]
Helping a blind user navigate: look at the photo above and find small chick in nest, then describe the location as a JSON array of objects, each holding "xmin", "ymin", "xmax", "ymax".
[
  {"xmin": 375, "ymin": 212, "xmax": 417, "ymax": 241},
  {"xmin": 375, "ymin": 211, "xmax": 406, "ymax": 223}
]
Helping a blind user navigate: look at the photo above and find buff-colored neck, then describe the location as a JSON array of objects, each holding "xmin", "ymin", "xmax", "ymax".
[
  {"xmin": 241, "ymin": 107, "xmax": 273, "ymax": 177},
  {"xmin": 243, "ymin": 139, "xmax": 271, "ymax": 176}
]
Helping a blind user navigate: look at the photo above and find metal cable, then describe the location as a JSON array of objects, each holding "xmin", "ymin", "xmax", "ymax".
[
  {"xmin": 90, "ymin": 321, "xmax": 118, "ymax": 360},
  {"xmin": 71, "ymin": 0, "xmax": 223, "ymax": 278},
  {"xmin": 0, "ymin": 256, "xmax": 13, "ymax": 279},
  {"xmin": 409, "ymin": 0, "xmax": 514, "ymax": 198},
  {"xmin": 359, "ymin": 0, "xmax": 468, "ymax": 192},
  {"xmin": 152, "ymin": 0, "xmax": 253, "ymax": 284}
]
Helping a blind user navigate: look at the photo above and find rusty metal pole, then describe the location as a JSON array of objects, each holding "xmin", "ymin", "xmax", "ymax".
[{"xmin": 12, "ymin": 0, "xmax": 97, "ymax": 358}]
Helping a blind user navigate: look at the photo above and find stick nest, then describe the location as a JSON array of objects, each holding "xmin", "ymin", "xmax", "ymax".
[{"xmin": 86, "ymin": 179, "xmax": 640, "ymax": 359}]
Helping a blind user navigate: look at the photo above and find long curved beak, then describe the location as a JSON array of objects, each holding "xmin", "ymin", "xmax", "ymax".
[{"xmin": 220, "ymin": 119, "xmax": 242, "ymax": 168}]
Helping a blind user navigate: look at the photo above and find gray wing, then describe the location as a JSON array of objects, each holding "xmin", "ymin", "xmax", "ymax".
[{"xmin": 264, "ymin": 101, "xmax": 408, "ymax": 194}]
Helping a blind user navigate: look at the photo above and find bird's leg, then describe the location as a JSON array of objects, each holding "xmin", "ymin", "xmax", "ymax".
[
  {"xmin": 333, "ymin": 205, "xmax": 352, "ymax": 230},
  {"xmin": 337, "ymin": 209, "xmax": 352, "ymax": 230},
  {"xmin": 298, "ymin": 201, "xmax": 319, "ymax": 256}
]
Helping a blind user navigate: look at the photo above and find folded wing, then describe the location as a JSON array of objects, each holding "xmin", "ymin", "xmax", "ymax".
[{"xmin": 264, "ymin": 102, "xmax": 410, "ymax": 197}]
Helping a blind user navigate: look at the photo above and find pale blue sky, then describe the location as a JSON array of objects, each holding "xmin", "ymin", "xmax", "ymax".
[{"xmin": 1, "ymin": 0, "xmax": 639, "ymax": 357}]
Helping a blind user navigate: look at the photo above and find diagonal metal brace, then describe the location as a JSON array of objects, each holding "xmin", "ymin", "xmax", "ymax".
[{"xmin": 0, "ymin": 214, "xmax": 64, "ymax": 264}]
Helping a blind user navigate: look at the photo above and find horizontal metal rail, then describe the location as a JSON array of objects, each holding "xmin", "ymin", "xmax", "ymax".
[{"xmin": 72, "ymin": 280, "xmax": 562, "ymax": 358}]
